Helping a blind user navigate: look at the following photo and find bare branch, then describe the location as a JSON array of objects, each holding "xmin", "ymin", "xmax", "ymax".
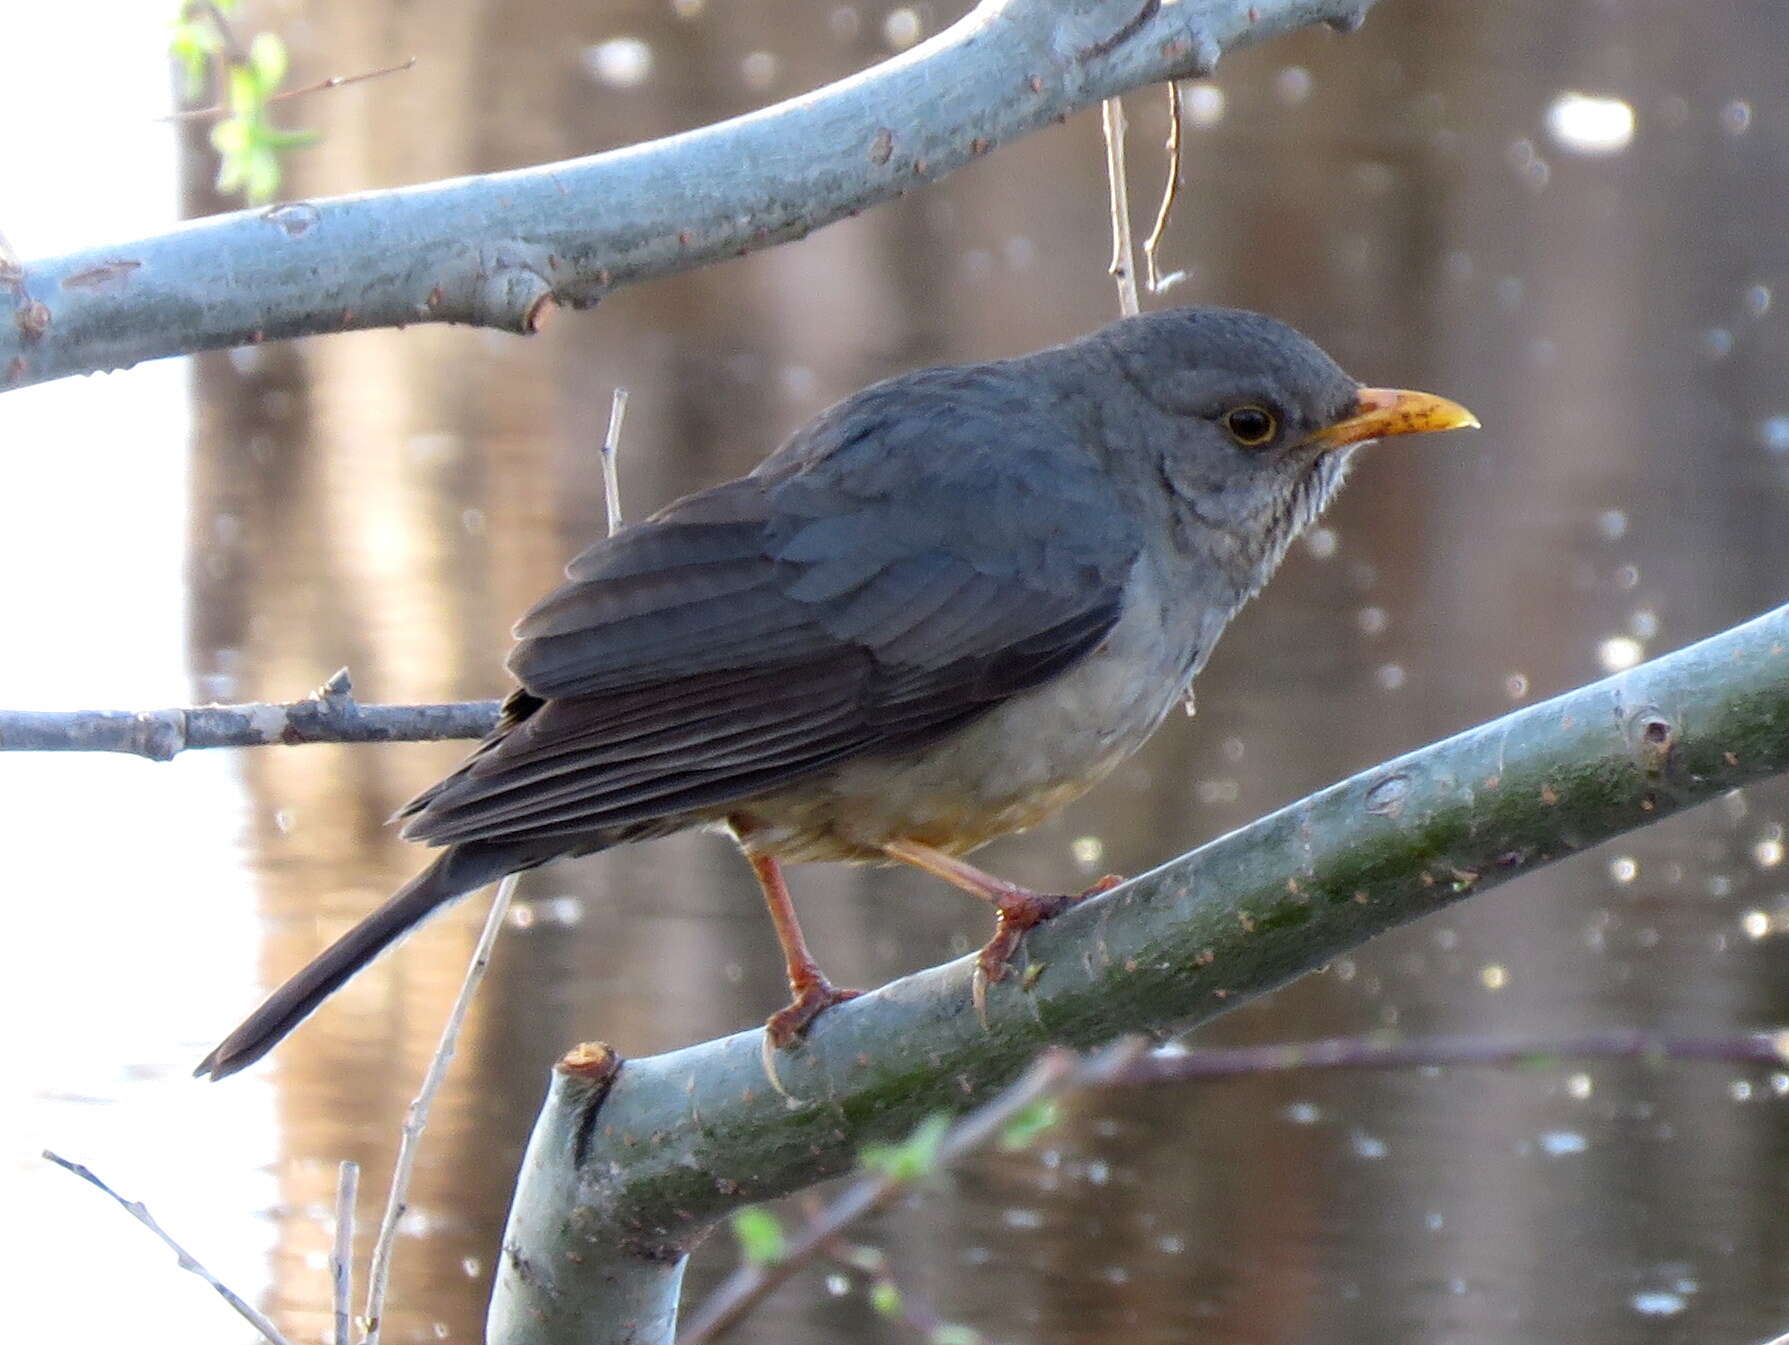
[
  {"xmin": 1111, "ymin": 1029, "xmax": 1789, "ymax": 1083},
  {"xmin": 44, "ymin": 1150, "xmax": 297, "ymax": 1345},
  {"xmin": 600, "ymin": 388, "xmax": 630, "ymax": 537},
  {"xmin": 1101, "ymin": 95, "xmax": 1141, "ymax": 317},
  {"xmin": 0, "ymin": 669, "xmax": 499, "ymax": 760},
  {"xmin": 363, "ymin": 872, "xmax": 519, "ymax": 1345},
  {"xmin": 1, "ymin": 0, "xmax": 1376, "ymax": 390},
  {"xmin": 332, "ymin": 1161, "xmax": 359, "ymax": 1345},
  {"xmin": 1142, "ymin": 81, "xmax": 1188, "ymax": 294},
  {"xmin": 162, "ymin": 56, "xmax": 419, "ymax": 123}
]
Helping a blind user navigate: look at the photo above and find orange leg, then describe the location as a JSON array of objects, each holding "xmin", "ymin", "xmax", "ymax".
[
  {"xmin": 882, "ymin": 838, "xmax": 1122, "ymax": 986},
  {"xmin": 745, "ymin": 851, "xmax": 861, "ymax": 1047}
]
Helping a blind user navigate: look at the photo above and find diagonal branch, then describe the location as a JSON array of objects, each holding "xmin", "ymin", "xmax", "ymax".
[
  {"xmin": 487, "ymin": 600, "xmax": 1789, "ymax": 1345},
  {"xmin": 0, "ymin": 0, "xmax": 1374, "ymax": 391}
]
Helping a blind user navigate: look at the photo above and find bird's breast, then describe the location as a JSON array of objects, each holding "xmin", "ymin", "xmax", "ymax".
[{"xmin": 734, "ymin": 557, "xmax": 1209, "ymax": 864}]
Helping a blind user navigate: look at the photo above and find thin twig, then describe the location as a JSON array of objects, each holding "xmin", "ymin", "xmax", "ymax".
[
  {"xmin": 1142, "ymin": 81, "xmax": 1188, "ymax": 294},
  {"xmin": 1111, "ymin": 1029, "xmax": 1789, "ymax": 1084},
  {"xmin": 679, "ymin": 1038, "xmax": 1149, "ymax": 1344},
  {"xmin": 600, "ymin": 388, "xmax": 630, "ymax": 537},
  {"xmin": 362, "ymin": 871, "xmax": 519, "ymax": 1345},
  {"xmin": 164, "ymin": 56, "xmax": 418, "ymax": 123},
  {"xmin": 332, "ymin": 1161, "xmax": 360, "ymax": 1345},
  {"xmin": 824, "ymin": 1243, "xmax": 984, "ymax": 1344},
  {"xmin": 43, "ymin": 1150, "xmax": 298, "ymax": 1345},
  {"xmin": 1100, "ymin": 97, "xmax": 1141, "ymax": 317}
]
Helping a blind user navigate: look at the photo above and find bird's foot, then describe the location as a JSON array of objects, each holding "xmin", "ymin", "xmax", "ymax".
[
  {"xmin": 764, "ymin": 977, "xmax": 863, "ymax": 1050},
  {"xmin": 972, "ymin": 874, "xmax": 1124, "ymax": 1019}
]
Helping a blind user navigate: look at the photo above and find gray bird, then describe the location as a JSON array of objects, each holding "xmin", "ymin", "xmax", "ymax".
[{"xmin": 197, "ymin": 307, "xmax": 1476, "ymax": 1080}]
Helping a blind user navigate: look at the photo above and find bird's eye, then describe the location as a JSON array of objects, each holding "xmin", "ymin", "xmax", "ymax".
[{"xmin": 1223, "ymin": 405, "xmax": 1278, "ymax": 447}]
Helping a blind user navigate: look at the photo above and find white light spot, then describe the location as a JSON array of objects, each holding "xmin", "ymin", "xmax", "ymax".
[
  {"xmin": 825, "ymin": 1272, "xmax": 850, "ymax": 1296},
  {"xmin": 1505, "ymin": 672, "xmax": 1530, "ymax": 700},
  {"xmin": 1196, "ymin": 778, "xmax": 1241, "ymax": 805},
  {"xmin": 1721, "ymin": 99, "xmax": 1752, "ymax": 135},
  {"xmin": 1071, "ymin": 836, "xmax": 1105, "ymax": 868},
  {"xmin": 1631, "ymin": 1291, "xmax": 1686, "ymax": 1317},
  {"xmin": 1741, "ymin": 910, "xmax": 1770, "ymax": 940},
  {"xmin": 1598, "ymin": 636, "xmax": 1645, "ymax": 672},
  {"xmin": 1758, "ymin": 416, "xmax": 1789, "ymax": 453},
  {"xmin": 1375, "ymin": 663, "xmax": 1406, "ymax": 691},
  {"xmin": 829, "ymin": 6, "xmax": 861, "ymax": 41},
  {"xmin": 1702, "ymin": 327, "xmax": 1734, "ymax": 361},
  {"xmin": 1304, "ymin": 526, "xmax": 1338, "ymax": 560},
  {"xmin": 740, "ymin": 50, "xmax": 779, "ymax": 90},
  {"xmin": 778, "ymin": 364, "xmax": 818, "ymax": 401},
  {"xmin": 1746, "ymin": 284, "xmax": 1773, "ymax": 316},
  {"xmin": 1609, "ymin": 856, "xmax": 1639, "ymax": 884},
  {"xmin": 583, "ymin": 37, "xmax": 653, "ymax": 89},
  {"xmin": 1538, "ymin": 1129, "xmax": 1587, "ymax": 1156},
  {"xmin": 1567, "ymin": 1072, "xmax": 1593, "ymax": 1100},
  {"xmin": 882, "ymin": 7, "xmax": 922, "ymax": 49},
  {"xmin": 1274, "ymin": 65, "xmax": 1313, "ymax": 105},
  {"xmin": 1479, "ymin": 964, "xmax": 1508, "ymax": 990},
  {"xmin": 1754, "ymin": 837, "xmax": 1785, "ymax": 868},
  {"xmin": 1284, "ymin": 1101, "xmax": 1321, "ymax": 1125},
  {"xmin": 1356, "ymin": 606, "xmax": 1388, "ymax": 636},
  {"xmin": 1185, "ymin": 83, "xmax": 1226, "ymax": 127},
  {"xmin": 1629, "ymin": 609, "xmax": 1659, "ymax": 640},
  {"xmin": 670, "ymin": 0, "xmax": 705, "ymax": 16},
  {"xmin": 1544, "ymin": 92, "xmax": 1635, "ymax": 155},
  {"xmin": 1730, "ymin": 1078, "xmax": 1754, "ymax": 1102},
  {"xmin": 1349, "ymin": 1130, "xmax": 1388, "ymax": 1159},
  {"xmin": 1596, "ymin": 508, "xmax": 1628, "ymax": 540},
  {"xmin": 1003, "ymin": 235, "xmax": 1036, "ymax": 270}
]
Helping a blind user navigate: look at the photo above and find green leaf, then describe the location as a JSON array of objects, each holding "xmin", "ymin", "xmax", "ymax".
[
  {"xmin": 729, "ymin": 1208, "xmax": 785, "ymax": 1266},
  {"xmin": 248, "ymin": 32, "xmax": 288, "ymax": 92},
  {"xmin": 998, "ymin": 1099, "xmax": 1060, "ymax": 1150},
  {"xmin": 859, "ymin": 1112, "xmax": 951, "ymax": 1182},
  {"xmin": 243, "ymin": 144, "xmax": 282, "ymax": 205}
]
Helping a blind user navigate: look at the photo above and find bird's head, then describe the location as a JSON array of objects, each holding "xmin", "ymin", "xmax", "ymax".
[{"xmin": 1091, "ymin": 306, "xmax": 1478, "ymax": 578}]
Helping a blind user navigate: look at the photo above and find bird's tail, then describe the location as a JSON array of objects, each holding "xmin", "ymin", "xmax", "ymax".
[{"xmin": 195, "ymin": 842, "xmax": 523, "ymax": 1081}]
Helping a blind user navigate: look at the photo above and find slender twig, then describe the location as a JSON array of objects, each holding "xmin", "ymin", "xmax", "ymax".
[
  {"xmin": 678, "ymin": 1026, "xmax": 1786, "ymax": 1343},
  {"xmin": 600, "ymin": 388, "xmax": 630, "ymax": 537},
  {"xmin": 332, "ymin": 1161, "xmax": 360, "ymax": 1345},
  {"xmin": 1111, "ymin": 1029, "xmax": 1789, "ymax": 1084},
  {"xmin": 1142, "ymin": 81, "xmax": 1187, "ymax": 294},
  {"xmin": 43, "ymin": 1150, "xmax": 297, "ymax": 1345},
  {"xmin": 826, "ymin": 1242, "xmax": 983, "ymax": 1344},
  {"xmin": 679, "ymin": 1038, "xmax": 1148, "ymax": 1344},
  {"xmin": 1100, "ymin": 96, "xmax": 1140, "ymax": 317},
  {"xmin": 362, "ymin": 871, "xmax": 519, "ymax": 1345},
  {"xmin": 164, "ymin": 56, "xmax": 418, "ymax": 123}
]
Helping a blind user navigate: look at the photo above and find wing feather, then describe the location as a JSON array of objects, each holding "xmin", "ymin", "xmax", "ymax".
[{"xmin": 401, "ymin": 365, "xmax": 1140, "ymax": 850}]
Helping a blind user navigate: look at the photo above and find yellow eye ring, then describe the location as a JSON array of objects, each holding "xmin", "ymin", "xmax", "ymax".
[{"xmin": 1223, "ymin": 405, "xmax": 1278, "ymax": 447}]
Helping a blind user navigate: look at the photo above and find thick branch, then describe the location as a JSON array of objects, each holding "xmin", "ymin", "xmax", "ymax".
[
  {"xmin": 0, "ymin": 0, "xmax": 1372, "ymax": 390},
  {"xmin": 488, "ymin": 601, "xmax": 1789, "ymax": 1345}
]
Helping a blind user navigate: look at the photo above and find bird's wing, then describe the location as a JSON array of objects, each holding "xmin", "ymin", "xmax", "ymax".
[{"xmin": 400, "ymin": 376, "xmax": 1140, "ymax": 846}]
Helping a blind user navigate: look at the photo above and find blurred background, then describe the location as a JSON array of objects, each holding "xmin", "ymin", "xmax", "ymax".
[{"xmin": 6, "ymin": 1, "xmax": 1789, "ymax": 1341}]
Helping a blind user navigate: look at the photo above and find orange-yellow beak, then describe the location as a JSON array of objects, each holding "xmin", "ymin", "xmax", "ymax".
[{"xmin": 1305, "ymin": 387, "xmax": 1480, "ymax": 453}]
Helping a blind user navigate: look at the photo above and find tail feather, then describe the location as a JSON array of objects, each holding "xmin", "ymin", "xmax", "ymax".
[{"xmin": 195, "ymin": 842, "xmax": 521, "ymax": 1080}]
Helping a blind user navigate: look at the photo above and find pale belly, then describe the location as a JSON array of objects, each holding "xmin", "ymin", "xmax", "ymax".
[{"xmin": 730, "ymin": 561, "xmax": 1215, "ymax": 864}]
